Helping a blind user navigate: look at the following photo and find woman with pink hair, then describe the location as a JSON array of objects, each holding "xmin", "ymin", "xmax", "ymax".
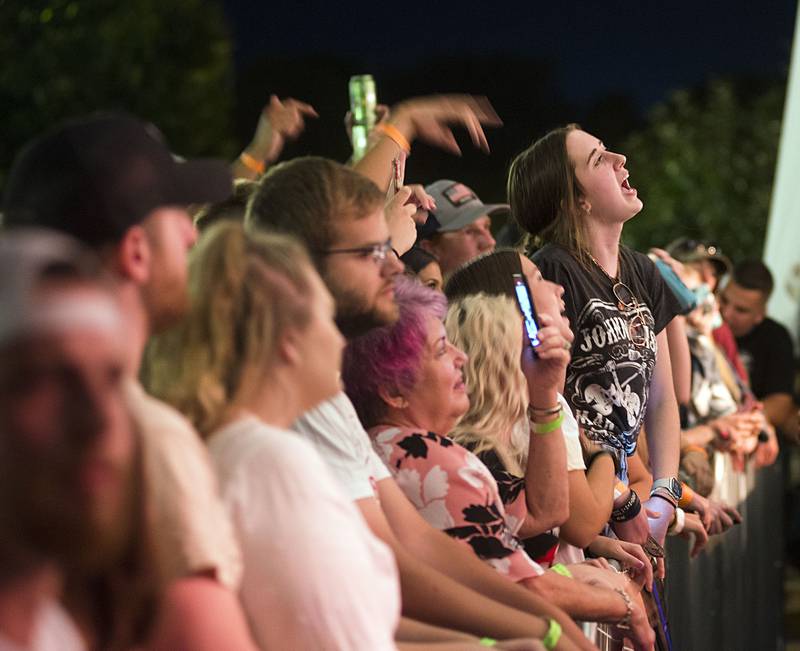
[{"xmin": 343, "ymin": 277, "xmax": 655, "ymax": 650}]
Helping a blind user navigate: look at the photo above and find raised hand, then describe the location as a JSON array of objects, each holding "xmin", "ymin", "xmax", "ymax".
[
  {"xmin": 389, "ymin": 95, "xmax": 502, "ymax": 155},
  {"xmin": 520, "ymin": 313, "xmax": 572, "ymax": 400},
  {"xmin": 248, "ymin": 95, "xmax": 318, "ymax": 164}
]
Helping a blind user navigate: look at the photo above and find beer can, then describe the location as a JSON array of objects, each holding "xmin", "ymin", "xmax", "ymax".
[{"xmin": 349, "ymin": 74, "xmax": 377, "ymax": 162}]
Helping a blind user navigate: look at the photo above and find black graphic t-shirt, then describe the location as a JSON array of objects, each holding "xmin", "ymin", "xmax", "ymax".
[{"xmin": 533, "ymin": 244, "xmax": 681, "ymax": 474}]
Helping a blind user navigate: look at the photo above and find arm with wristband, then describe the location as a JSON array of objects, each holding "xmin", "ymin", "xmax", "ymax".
[
  {"xmin": 643, "ymin": 330, "xmax": 681, "ymax": 546},
  {"xmin": 519, "ymin": 311, "xmax": 572, "ymax": 535},
  {"xmin": 232, "ymin": 94, "xmax": 318, "ymax": 180},
  {"xmin": 610, "ymin": 454, "xmax": 652, "ymax": 546},
  {"xmin": 352, "ymin": 94, "xmax": 502, "ymax": 193},
  {"xmin": 524, "ymin": 566, "xmax": 655, "ymax": 649},
  {"xmin": 393, "ymin": 617, "xmax": 556, "ymax": 650}
]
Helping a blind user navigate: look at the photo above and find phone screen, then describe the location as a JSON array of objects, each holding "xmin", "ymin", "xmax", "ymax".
[{"xmin": 512, "ymin": 273, "xmax": 541, "ymax": 350}]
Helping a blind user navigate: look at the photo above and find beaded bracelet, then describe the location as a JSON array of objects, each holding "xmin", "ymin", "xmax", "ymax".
[{"xmin": 613, "ymin": 587, "xmax": 633, "ymax": 630}]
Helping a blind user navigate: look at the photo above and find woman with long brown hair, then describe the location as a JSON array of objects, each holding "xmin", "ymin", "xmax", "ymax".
[{"xmin": 508, "ymin": 126, "xmax": 683, "ymax": 548}]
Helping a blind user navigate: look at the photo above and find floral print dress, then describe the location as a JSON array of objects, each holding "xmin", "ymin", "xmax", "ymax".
[{"xmin": 370, "ymin": 426, "xmax": 542, "ymax": 582}]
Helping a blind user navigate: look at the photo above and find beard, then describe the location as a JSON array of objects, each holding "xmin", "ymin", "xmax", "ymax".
[
  {"xmin": 329, "ymin": 281, "xmax": 399, "ymax": 339},
  {"xmin": 140, "ymin": 268, "xmax": 190, "ymax": 334}
]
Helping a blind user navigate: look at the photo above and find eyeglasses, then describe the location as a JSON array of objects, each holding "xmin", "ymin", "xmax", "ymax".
[
  {"xmin": 612, "ymin": 281, "xmax": 647, "ymax": 347},
  {"xmin": 320, "ymin": 238, "xmax": 394, "ymax": 265}
]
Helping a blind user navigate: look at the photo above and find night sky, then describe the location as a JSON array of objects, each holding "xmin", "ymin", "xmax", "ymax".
[
  {"xmin": 219, "ymin": 0, "xmax": 798, "ymax": 203},
  {"xmin": 222, "ymin": 0, "xmax": 797, "ymax": 110}
]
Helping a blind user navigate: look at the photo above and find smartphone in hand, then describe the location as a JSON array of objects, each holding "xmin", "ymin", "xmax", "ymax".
[{"xmin": 512, "ymin": 273, "xmax": 541, "ymax": 353}]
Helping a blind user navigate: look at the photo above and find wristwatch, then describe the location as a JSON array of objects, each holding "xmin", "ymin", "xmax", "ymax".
[{"xmin": 650, "ymin": 476, "xmax": 682, "ymax": 506}]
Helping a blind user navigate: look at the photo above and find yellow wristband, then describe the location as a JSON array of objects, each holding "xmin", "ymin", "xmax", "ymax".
[
  {"xmin": 239, "ymin": 151, "xmax": 265, "ymax": 175},
  {"xmin": 374, "ymin": 123, "xmax": 412, "ymax": 153},
  {"xmin": 542, "ymin": 618, "xmax": 562, "ymax": 650},
  {"xmin": 479, "ymin": 638, "xmax": 497, "ymax": 647},
  {"xmin": 550, "ymin": 563, "xmax": 573, "ymax": 578},
  {"xmin": 531, "ymin": 411, "xmax": 564, "ymax": 435}
]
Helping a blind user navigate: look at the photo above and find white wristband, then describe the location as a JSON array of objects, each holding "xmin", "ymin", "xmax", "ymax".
[{"xmin": 668, "ymin": 507, "xmax": 686, "ymax": 535}]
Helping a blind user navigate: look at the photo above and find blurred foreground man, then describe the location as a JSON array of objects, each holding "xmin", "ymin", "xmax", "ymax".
[
  {"xmin": 0, "ymin": 230, "xmax": 145, "ymax": 650},
  {"xmin": 3, "ymin": 115, "xmax": 258, "ymax": 650}
]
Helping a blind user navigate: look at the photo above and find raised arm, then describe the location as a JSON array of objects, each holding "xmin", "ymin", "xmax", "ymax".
[
  {"xmin": 520, "ymin": 312, "xmax": 572, "ymax": 533},
  {"xmin": 232, "ymin": 95, "xmax": 318, "ymax": 180},
  {"xmin": 353, "ymin": 95, "xmax": 502, "ymax": 192}
]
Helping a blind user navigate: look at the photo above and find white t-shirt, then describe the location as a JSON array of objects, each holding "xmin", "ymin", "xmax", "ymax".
[
  {"xmin": 559, "ymin": 393, "xmax": 586, "ymax": 472},
  {"xmin": 293, "ymin": 392, "xmax": 391, "ymax": 500},
  {"xmin": 0, "ymin": 599, "xmax": 85, "ymax": 651},
  {"xmin": 125, "ymin": 380, "xmax": 243, "ymax": 591},
  {"xmin": 556, "ymin": 395, "xmax": 588, "ymax": 565},
  {"xmin": 209, "ymin": 416, "xmax": 400, "ymax": 651}
]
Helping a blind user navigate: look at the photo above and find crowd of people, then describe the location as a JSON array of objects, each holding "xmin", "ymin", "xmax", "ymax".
[{"xmin": 0, "ymin": 90, "xmax": 794, "ymax": 651}]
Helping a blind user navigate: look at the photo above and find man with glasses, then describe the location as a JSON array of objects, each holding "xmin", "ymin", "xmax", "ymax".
[{"xmin": 247, "ymin": 156, "xmax": 593, "ymax": 649}]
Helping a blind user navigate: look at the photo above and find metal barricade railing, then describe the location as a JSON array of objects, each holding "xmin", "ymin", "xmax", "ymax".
[{"xmin": 664, "ymin": 452, "xmax": 784, "ymax": 650}]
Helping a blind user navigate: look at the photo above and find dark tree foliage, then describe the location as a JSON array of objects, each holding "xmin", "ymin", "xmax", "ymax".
[
  {"xmin": 0, "ymin": 0, "xmax": 235, "ymax": 189},
  {"xmin": 621, "ymin": 79, "xmax": 786, "ymax": 262}
]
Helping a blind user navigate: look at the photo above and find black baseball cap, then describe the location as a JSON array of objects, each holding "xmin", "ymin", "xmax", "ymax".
[{"xmin": 2, "ymin": 113, "xmax": 232, "ymax": 247}]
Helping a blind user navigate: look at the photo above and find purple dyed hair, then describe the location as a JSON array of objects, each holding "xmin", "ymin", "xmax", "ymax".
[{"xmin": 343, "ymin": 275, "xmax": 447, "ymax": 429}]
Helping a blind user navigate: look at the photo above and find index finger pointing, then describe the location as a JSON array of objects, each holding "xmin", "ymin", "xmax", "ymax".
[{"xmin": 286, "ymin": 98, "xmax": 319, "ymax": 117}]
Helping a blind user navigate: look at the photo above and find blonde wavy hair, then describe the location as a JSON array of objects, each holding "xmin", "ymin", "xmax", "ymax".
[
  {"xmin": 144, "ymin": 221, "xmax": 313, "ymax": 437},
  {"xmin": 445, "ymin": 293, "xmax": 529, "ymax": 474}
]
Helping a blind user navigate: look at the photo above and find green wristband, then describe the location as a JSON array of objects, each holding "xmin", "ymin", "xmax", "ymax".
[
  {"xmin": 479, "ymin": 638, "xmax": 497, "ymax": 647},
  {"xmin": 542, "ymin": 618, "xmax": 562, "ymax": 650},
  {"xmin": 550, "ymin": 562, "xmax": 573, "ymax": 578},
  {"xmin": 531, "ymin": 411, "xmax": 565, "ymax": 435}
]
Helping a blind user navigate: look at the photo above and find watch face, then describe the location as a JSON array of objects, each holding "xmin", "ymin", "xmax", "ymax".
[{"xmin": 670, "ymin": 478, "xmax": 683, "ymax": 499}]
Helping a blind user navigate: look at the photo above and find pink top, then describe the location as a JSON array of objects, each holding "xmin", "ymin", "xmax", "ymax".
[{"xmin": 370, "ymin": 426, "xmax": 543, "ymax": 582}]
